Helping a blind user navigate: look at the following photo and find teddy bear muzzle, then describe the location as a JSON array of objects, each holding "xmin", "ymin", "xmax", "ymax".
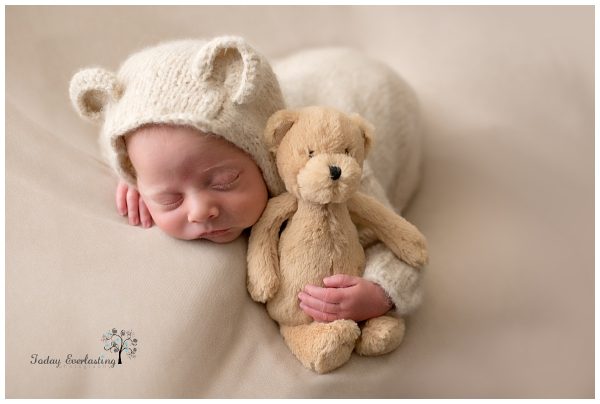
[
  {"xmin": 329, "ymin": 165, "xmax": 342, "ymax": 181},
  {"xmin": 297, "ymin": 153, "xmax": 362, "ymax": 204}
]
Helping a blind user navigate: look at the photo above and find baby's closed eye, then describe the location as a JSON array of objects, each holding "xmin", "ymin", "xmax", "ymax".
[
  {"xmin": 210, "ymin": 169, "xmax": 240, "ymax": 190},
  {"xmin": 153, "ymin": 194, "xmax": 183, "ymax": 206}
]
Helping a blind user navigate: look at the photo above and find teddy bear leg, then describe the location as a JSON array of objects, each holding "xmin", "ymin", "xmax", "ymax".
[
  {"xmin": 354, "ymin": 315, "xmax": 406, "ymax": 356},
  {"xmin": 280, "ymin": 319, "xmax": 361, "ymax": 374}
]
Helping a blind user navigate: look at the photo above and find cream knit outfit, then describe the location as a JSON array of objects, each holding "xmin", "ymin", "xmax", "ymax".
[{"xmin": 69, "ymin": 36, "xmax": 423, "ymax": 316}]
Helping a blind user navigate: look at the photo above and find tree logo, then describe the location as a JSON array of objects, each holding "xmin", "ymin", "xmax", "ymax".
[{"xmin": 101, "ymin": 329, "xmax": 138, "ymax": 365}]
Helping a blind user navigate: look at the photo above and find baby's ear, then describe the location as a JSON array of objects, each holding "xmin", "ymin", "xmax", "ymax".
[
  {"xmin": 69, "ymin": 67, "xmax": 122, "ymax": 122},
  {"xmin": 264, "ymin": 109, "xmax": 299, "ymax": 154},
  {"xmin": 349, "ymin": 113, "xmax": 374, "ymax": 157},
  {"xmin": 193, "ymin": 36, "xmax": 263, "ymax": 105}
]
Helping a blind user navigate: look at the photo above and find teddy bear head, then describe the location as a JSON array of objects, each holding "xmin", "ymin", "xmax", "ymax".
[{"xmin": 264, "ymin": 106, "xmax": 374, "ymax": 204}]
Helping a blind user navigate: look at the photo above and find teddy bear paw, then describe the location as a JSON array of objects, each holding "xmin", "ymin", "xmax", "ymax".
[
  {"xmin": 247, "ymin": 273, "xmax": 279, "ymax": 303},
  {"xmin": 280, "ymin": 319, "xmax": 361, "ymax": 374},
  {"xmin": 355, "ymin": 316, "xmax": 405, "ymax": 356}
]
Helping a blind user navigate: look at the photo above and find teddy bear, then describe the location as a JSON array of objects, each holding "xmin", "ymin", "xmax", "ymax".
[{"xmin": 247, "ymin": 106, "xmax": 428, "ymax": 374}]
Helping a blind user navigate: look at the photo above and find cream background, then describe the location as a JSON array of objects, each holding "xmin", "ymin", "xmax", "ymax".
[{"xmin": 6, "ymin": 5, "xmax": 594, "ymax": 398}]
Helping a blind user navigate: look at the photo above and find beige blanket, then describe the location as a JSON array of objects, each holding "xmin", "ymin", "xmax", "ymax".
[{"xmin": 6, "ymin": 5, "xmax": 593, "ymax": 398}]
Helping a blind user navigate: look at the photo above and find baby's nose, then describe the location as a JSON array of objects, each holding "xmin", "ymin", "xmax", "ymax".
[{"xmin": 187, "ymin": 196, "xmax": 219, "ymax": 223}]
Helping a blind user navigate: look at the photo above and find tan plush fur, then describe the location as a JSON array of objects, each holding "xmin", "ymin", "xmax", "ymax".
[{"xmin": 247, "ymin": 106, "xmax": 428, "ymax": 374}]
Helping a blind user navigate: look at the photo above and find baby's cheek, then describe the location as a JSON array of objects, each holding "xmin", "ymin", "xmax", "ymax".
[
  {"xmin": 150, "ymin": 209, "xmax": 187, "ymax": 238},
  {"xmin": 227, "ymin": 182, "xmax": 267, "ymax": 225},
  {"xmin": 245, "ymin": 190, "xmax": 269, "ymax": 226}
]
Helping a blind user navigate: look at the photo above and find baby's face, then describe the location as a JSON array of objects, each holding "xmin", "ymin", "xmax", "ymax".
[{"xmin": 126, "ymin": 125, "xmax": 269, "ymax": 243}]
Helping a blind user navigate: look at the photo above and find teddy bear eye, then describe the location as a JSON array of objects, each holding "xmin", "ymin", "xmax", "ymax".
[
  {"xmin": 308, "ymin": 150, "xmax": 314, "ymax": 158},
  {"xmin": 344, "ymin": 148, "xmax": 350, "ymax": 155}
]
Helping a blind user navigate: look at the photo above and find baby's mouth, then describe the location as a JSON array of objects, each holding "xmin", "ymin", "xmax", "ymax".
[{"xmin": 199, "ymin": 228, "xmax": 231, "ymax": 237}]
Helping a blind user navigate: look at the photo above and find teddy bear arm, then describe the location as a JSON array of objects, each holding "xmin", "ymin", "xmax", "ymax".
[
  {"xmin": 348, "ymin": 192, "xmax": 428, "ymax": 268},
  {"xmin": 247, "ymin": 192, "xmax": 298, "ymax": 302}
]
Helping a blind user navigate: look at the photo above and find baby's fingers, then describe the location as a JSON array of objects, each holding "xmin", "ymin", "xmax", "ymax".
[
  {"xmin": 115, "ymin": 181, "xmax": 129, "ymax": 216},
  {"xmin": 126, "ymin": 188, "xmax": 140, "ymax": 226},
  {"xmin": 298, "ymin": 291, "xmax": 340, "ymax": 315},
  {"xmin": 138, "ymin": 197, "xmax": 154, "ymax": 228},
  {"xmin": 303, "ymin": 285, "xmax": 344, "ymax": 304},
  {"xmin": 299, "ymin": 302, "xmax": 340, "ymax": 323}
]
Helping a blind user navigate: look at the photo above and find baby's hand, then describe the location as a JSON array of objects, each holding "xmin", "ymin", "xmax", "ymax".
[
  {"xmin": 115, "ymin": 179, "xmax": 154, "ymax": 228},
  {"xmin": 298, "ymin": 275, "xmax": 393, "ymax": 323}
]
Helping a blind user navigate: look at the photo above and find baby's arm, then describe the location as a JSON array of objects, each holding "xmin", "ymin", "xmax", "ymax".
[
  {"xmin": 115, "ymin": 179, "xmax": 154, "ymax": 228},
  {"xmin": 299, "ymin": 244, "xmax": 423, "ymax": 323}
]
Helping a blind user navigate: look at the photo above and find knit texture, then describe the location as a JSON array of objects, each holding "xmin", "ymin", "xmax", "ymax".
[
  {"xmin": 363, "ymin": 243, "xmax": 423, "ymax": 316},
  {"xmin": 69, "ymin": 36, "xmax": 286, "ymax": 196}
]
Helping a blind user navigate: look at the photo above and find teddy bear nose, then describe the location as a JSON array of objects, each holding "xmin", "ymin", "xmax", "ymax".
[{"xmin": 329, "ymin": 165, "xmax": 342, "ymax": 181}]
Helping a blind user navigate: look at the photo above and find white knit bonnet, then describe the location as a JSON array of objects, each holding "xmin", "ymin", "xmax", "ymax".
[{"xmin": 69, "ymin": 36, "xmax": 285, "ymax": 195}]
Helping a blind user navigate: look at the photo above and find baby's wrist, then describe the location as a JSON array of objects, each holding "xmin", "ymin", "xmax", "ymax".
[
  {"xmin": 371, "ymin": 281, "xmax": 394, "ymax": 311},
  {"xmin": 383, "ymin": 289, "xmax": 395, "ymax": 310}
]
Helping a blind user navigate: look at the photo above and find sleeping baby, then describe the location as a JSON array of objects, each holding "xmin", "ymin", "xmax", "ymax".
[{"xmin": 69, "ymin": 36, "xmax": 424, "ymax": 334}]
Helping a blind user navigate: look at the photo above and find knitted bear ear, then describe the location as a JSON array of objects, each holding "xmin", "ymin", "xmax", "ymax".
[
  {"xmin": 264, "ymin": 109, "xmax": 299, "ymax": 154},
  {"xmin": 349, "ymin": 113, "xmax": 374, "ymax": 157},
  {"xmin": 69, "ymin": 67, "xmax": 122, "ymax": 122},
  {"xmin": 193, "ymin": 36, "xmax": 262, "ymax": 105}
]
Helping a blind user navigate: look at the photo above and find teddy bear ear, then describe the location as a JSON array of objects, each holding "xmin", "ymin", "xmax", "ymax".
[
  {"xmin": 264, "ymin": 109, "xmax": 299, "ymax": 153},
  {"xmin": 69, "ymin": 67, "xmax": 122, "ymax": 122},
  {"xmin": 193, "ymin": 36, "xmax": 262, "ymax": 105},
  {"xmin": 349, "ymin": 113, "xmax": 374, "ymax": 157}
]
